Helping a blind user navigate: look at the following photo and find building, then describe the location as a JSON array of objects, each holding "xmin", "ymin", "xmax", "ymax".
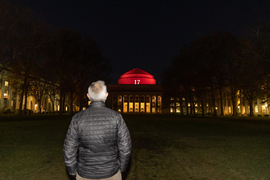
[
  {"xmin": 1, "ymin": 66, "xmax": 269, "ymax": 116},
  {"xmin": 0, "ymin": 68, "xmax": 61, "ymax": 113},
  {"xmin": 106, "ymin": 68, "xmax": 165, "ymax": 113}
]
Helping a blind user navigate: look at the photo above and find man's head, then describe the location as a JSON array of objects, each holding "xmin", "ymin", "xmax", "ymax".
[{"xmin": 87, "ymin": 80, "xmax": 108, "ymax": 102}]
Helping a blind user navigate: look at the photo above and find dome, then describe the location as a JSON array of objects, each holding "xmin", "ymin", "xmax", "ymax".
[{"xmin": 118, "ymin": 68, "xmax": 156, "ymax": 84}]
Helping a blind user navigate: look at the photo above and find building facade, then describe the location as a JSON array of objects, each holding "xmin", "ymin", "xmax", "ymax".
[
  {"xmin": 0, "ymin": 67, "xmax": 269, "ymax": 116},
  {"xmin": 0, "ymin": 69, "xmax": 61, "ymax": 113},
  {"xmin": 106, "ymin": 68, "xmax": 165, "ymax": 113}
]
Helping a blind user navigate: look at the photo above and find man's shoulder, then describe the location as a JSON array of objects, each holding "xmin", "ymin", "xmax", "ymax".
[
  {"xmin": 99, "ymin": 106, "xmax": 123, "ymax": 118},
  {"xmin": 72, "ymin": 110, "xmax": 85, "ymax": 120},
  {"xmin": 73, "ymin": 106, "xmax": 121, "ymax": 118}
]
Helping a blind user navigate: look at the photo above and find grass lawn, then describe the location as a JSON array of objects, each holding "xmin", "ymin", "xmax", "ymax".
[{"xmin": 0, "ymin": 114, "xmax": 270, "ymax": 180}]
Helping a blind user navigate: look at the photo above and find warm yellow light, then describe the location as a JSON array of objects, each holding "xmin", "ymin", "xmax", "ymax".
[
  {"xmin": 35, "ymin": 104, "xmax": 37, "ymax": 107},
  {"xmin": 4, "ymin": 93, "xmax": 7, "ymax": 98},
  {"xmin": 215, "ymin": 107, "xmax": 218, "ymax": 109}
]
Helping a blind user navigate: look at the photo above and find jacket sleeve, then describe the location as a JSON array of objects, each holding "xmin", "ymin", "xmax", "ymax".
[
  {"xmin": 63, "ymin": 117, "xmax": 79, "ymax": 176},
  {"xmin": 117, "ymin": 114, "xmax": 132, "ymax": 172}
]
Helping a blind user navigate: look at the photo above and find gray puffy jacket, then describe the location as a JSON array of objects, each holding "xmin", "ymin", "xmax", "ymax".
[{"xmin": 63, "ymin": 101, "xmax": 132, "ymax": 179}]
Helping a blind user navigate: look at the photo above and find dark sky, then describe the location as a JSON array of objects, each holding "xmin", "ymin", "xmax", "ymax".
[{"xmin": 11, "ymin": 0, "xmax": 270, "ymax": 84}]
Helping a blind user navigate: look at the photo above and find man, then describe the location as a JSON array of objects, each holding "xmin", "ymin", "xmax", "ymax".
[{"xmin": 63, "ymin": 80, "xmax": 132, "ymax": 180}]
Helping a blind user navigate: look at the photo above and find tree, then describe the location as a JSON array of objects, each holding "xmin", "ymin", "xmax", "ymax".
[
  {"xmin": 29, "ymin": 79, "xmax": 46, "ymax": 113},
  {"xmin": 162, "ymin": 45, "xmax": 198, "ymax": 115},
  {"xmin": 1, "ymin": 0, "xmax": 50, "ymax": 115},
  {"xmin": 47, "ymin": 29, "xmax": 112, "ymax": 115},
  {"xmin": 236, "ymin": 38, "xmax": 269, "ymax": 117}
]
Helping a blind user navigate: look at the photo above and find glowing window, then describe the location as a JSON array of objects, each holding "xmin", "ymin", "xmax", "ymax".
[
  {"xmin": 4, "ymin": 90, "xmax": 8, "ymax": 98},
  {"xmin": 129, "ymin": 103, "xmax": 133, "ymax": 113},
  {"xmin": 157, "ymin": 96, "xmax": 162, "ymax": 106},
  {"xmin": 135, "ymin": 103, "xmax": 139, "ymax": 112},
  {"xmin": 5, "ymin": 81, "xmax": 8, "ymax": 86},
  {"xmin": 146, "ymin": 103, "xmax": 150, "ymax": 113},
  {"xmin": 140, "ymin": 103, "xmax": 144, "ymax": 113},
  {"xmin": 255, "ymin": 106, "xmax": 258, "ymax": 113}
]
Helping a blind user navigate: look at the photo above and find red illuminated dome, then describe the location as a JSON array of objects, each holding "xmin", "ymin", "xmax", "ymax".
[{"xmin": 118, "ymin": 68, "xmax": 156, "ymax": 84}]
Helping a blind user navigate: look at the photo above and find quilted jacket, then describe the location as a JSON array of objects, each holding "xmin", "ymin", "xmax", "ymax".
[{"xmin": 63, "ymin": 101, "xmax": 132, "ymax": 179}]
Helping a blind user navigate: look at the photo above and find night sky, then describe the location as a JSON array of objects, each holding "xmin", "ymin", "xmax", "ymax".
[{"xmin": 10, "ymin": 0, "xmax": 270, "ymax": 84}]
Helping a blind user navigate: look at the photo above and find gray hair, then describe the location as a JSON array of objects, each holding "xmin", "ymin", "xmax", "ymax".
[{"xmin": 88, "ymin": 80, "xmax": 107, "ymax": 102}]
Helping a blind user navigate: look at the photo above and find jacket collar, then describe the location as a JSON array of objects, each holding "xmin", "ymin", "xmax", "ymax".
[{"xmin": 89, "ymin": 101, "xmax": 106, "ymax": 107}]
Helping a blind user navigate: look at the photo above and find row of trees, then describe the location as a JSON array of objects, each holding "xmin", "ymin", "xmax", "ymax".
[
  {"xmin": 0, "ymin": 1, "xmax": 111, "ymax": 115},
  {"xmin": 162, "ymin": 25, "xmax": 270, "ymax": 117}
]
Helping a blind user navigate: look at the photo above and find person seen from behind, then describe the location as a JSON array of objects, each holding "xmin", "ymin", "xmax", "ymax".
[{"xmin": 63, "ymin": 80, "xmax": 132, "ymax": 180}]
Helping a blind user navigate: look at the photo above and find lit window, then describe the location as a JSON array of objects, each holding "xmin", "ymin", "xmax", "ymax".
[
  {"xmin": 5, "ymin": 81, "xmax": 8, "ymax": 86},
  {"xmin": 4, "ymin": 90, "xmax": 8, "ymax": 98}
]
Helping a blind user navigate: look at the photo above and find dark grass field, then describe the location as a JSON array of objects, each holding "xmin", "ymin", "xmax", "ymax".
[{"xmin": 0, "ymin": 114, "xmax": 270, "ymax": 180}]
